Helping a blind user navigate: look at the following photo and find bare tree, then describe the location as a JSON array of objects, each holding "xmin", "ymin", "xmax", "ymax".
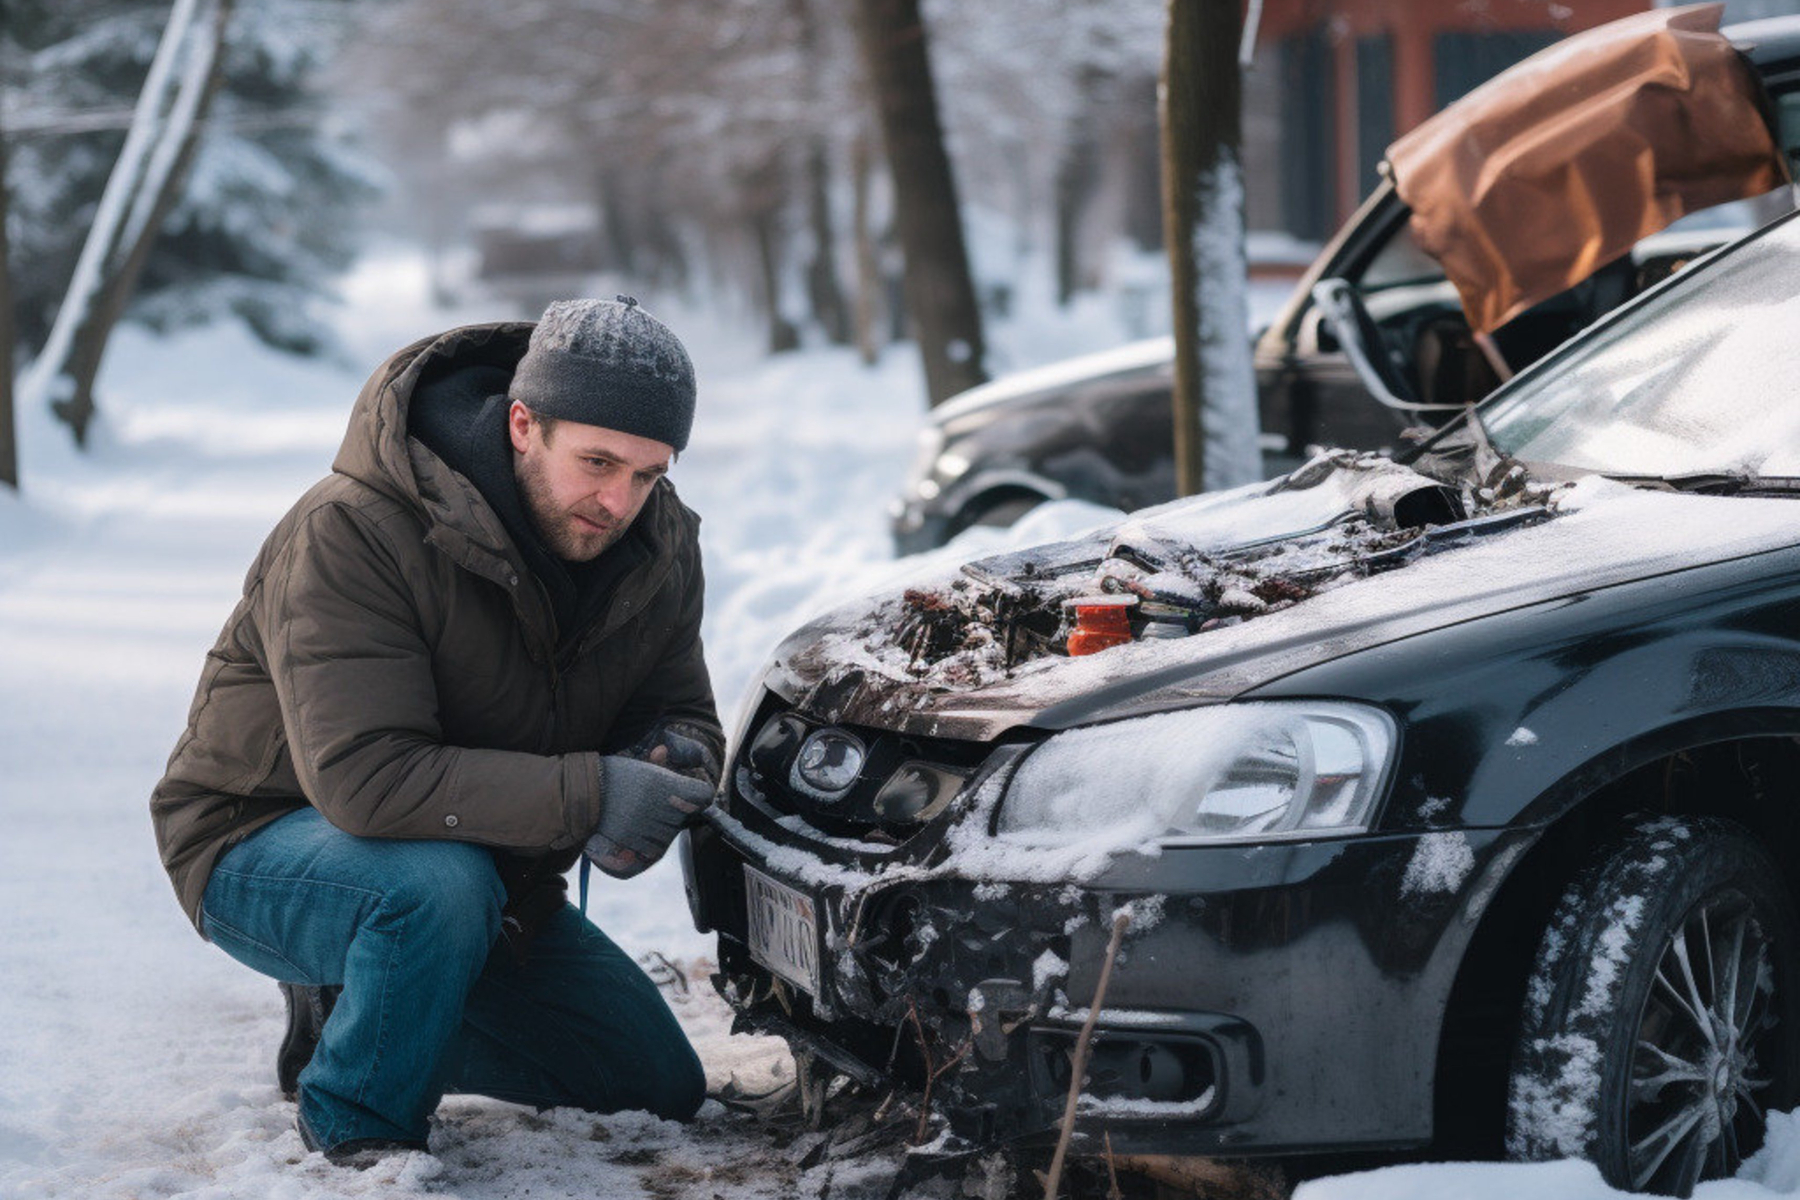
[
  {"xmin": 1161, "ymin": 0, "xmax": 1260, "ymax": 496},
  {"xmin": 744, "ymin": 153, "xmax": 800, "ymax": 354},
  {"xmin": 795, "ymin": 0, "xmax": 851, "ymax": 346},
  {"xmin": 1055, "ymin": 66, "xmax": 1104, "ymax": 307},
  {"xmin": 1, "ymin": 125, "xmax": 16, "ymax": 491},
  {"xmin": 852, "ymin": 0, "xmax": 986, "ymax": 406},
  {"xmin": 849, "ymin": 127, "xmax": 884, "ymax": 366},
  {"xmin": 350, "ymin": 0, "xmax": 1168, "ymax": 377},
  {"xmin": 24, "ymin": 0, "xmax": 233, "ymax": 447}
]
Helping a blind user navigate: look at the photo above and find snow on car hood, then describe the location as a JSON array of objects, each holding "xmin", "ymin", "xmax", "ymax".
[{"xmin": 763, "ymin": 453, "xmax": 1800, "ymax": 741}]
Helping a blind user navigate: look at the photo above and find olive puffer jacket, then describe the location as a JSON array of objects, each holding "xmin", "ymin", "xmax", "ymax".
[{"xmin": 151, "ymin": 322, "xmax": 721, "ymax": 931}]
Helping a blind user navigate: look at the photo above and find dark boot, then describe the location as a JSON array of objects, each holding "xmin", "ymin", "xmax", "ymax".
[
  {"xmin": 295, "ymin": 1112, "xmax": 427, "ymax": 1167},
  {"xmin": 277, "ymin": 982, "xmax": 340, "ymax": 1101}
]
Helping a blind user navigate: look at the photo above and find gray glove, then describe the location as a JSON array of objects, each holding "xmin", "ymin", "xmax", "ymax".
[
  {"xmin": 625, "ymin": 719, "xmax": 723, "ymax": 787},
  {"xmin": 585, "ymin": 755, "xmax": 716, "ymax": 879}
]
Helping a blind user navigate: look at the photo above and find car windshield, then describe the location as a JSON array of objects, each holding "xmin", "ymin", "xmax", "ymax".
[{"xmin": 1479, "ymin": 212, "xmax": 1800, "ymax": 478}]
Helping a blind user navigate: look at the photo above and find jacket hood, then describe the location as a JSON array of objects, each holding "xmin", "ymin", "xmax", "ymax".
[
  {"xmin": 333, "ymin": 322, "xmax": 532, "ymax": 584},
  {"xmin": 766, "ymin": 455, "xmax": 1800, "ymax": 741}
]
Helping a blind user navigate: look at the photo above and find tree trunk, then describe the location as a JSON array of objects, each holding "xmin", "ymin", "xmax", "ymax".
[
  {"xmin": 745, "ymin": 157, "xmax": 800, "ymax": 355},
  {"xmin": 56, "ymin": 0, "xmax": 234, "ymax": 446},
  {"xmin": 425, "ymin": 120, "xmax": 455, "ymax": 308},
  {"xmin": 0, "ymin": 126, "xmax": 17, "ymax": 491},
  {"xmin": 1055, "ymin": 68, "xmax": 1104, "ymax": 308},
  {"xmin": 27, "ymin": 0, "xmax": 202, "ymax": 443},
  {"xmin": 597, "ymin": 173, "xmax": 639, "ymax": 278},
  {"xmin": 1162, "ymin": 0, "xmax": 1262, "ymax": 497},
  {"xmin": 804, "ymin": 141, "xmax": 852, "ymax": 345},
  {"xmin": 851, "ymin": 0, "xmax": 986, "ymax": 407},
  {"xmin": 752, "ymin": 207, "xmax": 801, "ymax": 354},
  {"xmin": 850, "ymin": 129, "xmax": 883, "ymax": 367},
  {"xmin": 791, "ymin": 0, "xmax": 851, "ymax": 346},
  {"xmin": 30, "ymin": 0, "xmax": 230, "ymax": 447},
  {"xmin": 643, "ymin": 198, "xmax": 689, "ymax": 294}
]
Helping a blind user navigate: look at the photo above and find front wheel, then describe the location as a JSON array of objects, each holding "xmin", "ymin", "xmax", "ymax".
[{"xmin": 1506, "ymin": 815, "xmax": 1799, "ymax": 1196}]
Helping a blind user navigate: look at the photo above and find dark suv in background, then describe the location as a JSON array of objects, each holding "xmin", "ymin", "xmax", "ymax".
[{"xmin": 890, "ymin": 11, "xmax": 1800, "ymax": 554}]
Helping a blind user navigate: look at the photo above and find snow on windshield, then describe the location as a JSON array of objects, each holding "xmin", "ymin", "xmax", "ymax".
[{"xmin": 1482, "ymin": 216, "xmax": 1800, "ymax": 477}]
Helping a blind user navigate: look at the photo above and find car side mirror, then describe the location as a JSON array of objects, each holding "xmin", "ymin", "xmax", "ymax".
[{"xmin": 1311, "ymin": 278, "xmax": 1463, "ymax": 414}]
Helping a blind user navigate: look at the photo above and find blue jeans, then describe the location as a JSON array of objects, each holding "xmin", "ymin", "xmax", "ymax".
[{"xmin": 200, "ymin": 807, "xmax": 704, "ymax": 1151}]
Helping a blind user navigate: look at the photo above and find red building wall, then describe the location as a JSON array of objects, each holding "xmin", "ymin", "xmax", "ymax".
[{"xmin": 1251, "ymin": 0, "xmax": 1647, "ymax": 227}]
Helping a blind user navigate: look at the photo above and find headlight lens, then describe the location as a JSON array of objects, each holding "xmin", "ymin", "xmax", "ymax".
[
  {"xmin": 907, "ymin": 426, "xmax": 947, "ymax": 486},
  {"xmin": 995, "ymin": 702, "xmax": 1395, "ymax": 846},
  {"xmin": 936, "ymin": 451, "xmax": 970, "ymax": 479},
  {"xmin": 791, "ymin": 727, "xmax": 866, "ymax": 799},
  {"xmin": 872, "ymin": 761, "xmax": 967, "ymax": 822},
  {"xmin": 746, "ymin": 714, "xmax": 807, "ymax": 780}
]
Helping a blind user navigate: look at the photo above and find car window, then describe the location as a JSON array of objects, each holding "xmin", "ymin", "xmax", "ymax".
[
  {"xmin": 1479, "ymin": 214, "xmax": 1800, "ymax": 477},
  {"xmin": 1358, "ymin": 222, "xmax": 1444, "ymax": 291},
  {"xmin": 1778, "ymin": 90, "xmax": 1800, "ymax": 180}
]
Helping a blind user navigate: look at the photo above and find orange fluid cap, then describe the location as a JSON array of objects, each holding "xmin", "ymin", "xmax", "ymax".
[{"xmin": 1066, "ymin": 597, "xmax": 1135, "ymax": 657}]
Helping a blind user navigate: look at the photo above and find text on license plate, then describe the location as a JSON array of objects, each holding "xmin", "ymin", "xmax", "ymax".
[{"xmin": 743, "ymin": 864, "xmax": 821, "ymax": 998}]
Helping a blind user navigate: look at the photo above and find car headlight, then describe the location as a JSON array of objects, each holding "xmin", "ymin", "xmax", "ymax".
[
  {"xmin": 906, "ymin": 426, "xmax": 946, "ymax": 487},
  {"xmin": 995, "ymin": 702, "xmax": 1395, "ymax": 846}
]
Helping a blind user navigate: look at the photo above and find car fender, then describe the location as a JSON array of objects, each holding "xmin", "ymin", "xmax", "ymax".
[
  {"xmin": 1240, "ymin": 549, "xmax": 1800, "ymax": 833},
  {"xmin": 936, "ymin": 468, "xmax": 1065, "ymax": 523}
]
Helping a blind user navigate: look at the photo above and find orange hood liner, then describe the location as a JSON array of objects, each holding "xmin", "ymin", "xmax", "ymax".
[{"xmin": 1387, "ymin": 3, "xmax": 1788, "ymax": 336}]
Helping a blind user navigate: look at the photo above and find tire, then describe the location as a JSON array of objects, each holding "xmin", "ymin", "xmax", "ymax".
[{"xmin": 1506, "ymin": 815, "xmax": 1799, "ymax": 1196}]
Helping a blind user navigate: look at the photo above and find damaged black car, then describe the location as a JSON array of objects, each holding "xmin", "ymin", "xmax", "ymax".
[{"xmin": 685, "ymin": 196, "xmax": 1800, "ymax": 1194}]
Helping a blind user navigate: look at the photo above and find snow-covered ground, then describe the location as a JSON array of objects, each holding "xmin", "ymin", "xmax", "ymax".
[{"xmin": 4, "ymin": 249, "xmax": 1799, "ymax": 1198}]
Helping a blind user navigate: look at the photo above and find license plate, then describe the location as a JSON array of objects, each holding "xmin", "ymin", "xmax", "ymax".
[{"xmin": 743, "ymin": 865, "xmax": 822, "ymax": 998}]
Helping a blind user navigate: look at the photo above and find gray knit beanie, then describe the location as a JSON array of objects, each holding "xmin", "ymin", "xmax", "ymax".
[{"xmin": 508, "ymin": 296, "xmax": 697, "ymax": 451}]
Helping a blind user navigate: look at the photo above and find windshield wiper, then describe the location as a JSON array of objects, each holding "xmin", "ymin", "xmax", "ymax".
[{"xmin": 1603, "ymin": 471, "xmax": 1800, "ymax": 496}]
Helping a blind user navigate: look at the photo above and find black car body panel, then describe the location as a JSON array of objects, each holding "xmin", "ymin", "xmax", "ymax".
[{"xmin": 1252, "ymin": 546, "xmax": 1800, "ymax": 836}]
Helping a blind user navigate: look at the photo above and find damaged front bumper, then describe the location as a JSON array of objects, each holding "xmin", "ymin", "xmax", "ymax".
[{"xmin": 686, "ymin": 788, "xmax": 1534, "ymax": 1158}]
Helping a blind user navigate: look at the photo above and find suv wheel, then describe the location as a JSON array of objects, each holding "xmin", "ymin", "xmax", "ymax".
[{"xmin": 1506, "ymin": 815, "xmax": 1798, "ymax": 1196}]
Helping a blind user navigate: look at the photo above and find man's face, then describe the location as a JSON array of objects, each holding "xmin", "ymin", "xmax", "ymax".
[{"xmin": 508, "ymin": 401, "xmax": 673, "ymax": 562}]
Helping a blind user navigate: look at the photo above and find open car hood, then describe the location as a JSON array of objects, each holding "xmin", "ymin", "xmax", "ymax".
[
  {"xmin": 1388, "ymin": 2, "xmax": 1788, "ymax": 335},
  {"xmin": 765, "ymin": 454, "xmax": 1800, "ymax": 741}
]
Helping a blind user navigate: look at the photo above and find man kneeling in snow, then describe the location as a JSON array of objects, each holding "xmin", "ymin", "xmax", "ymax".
[{"xmin": 149, "ymin": 297, "xmax": 723, "ymax": 1166}]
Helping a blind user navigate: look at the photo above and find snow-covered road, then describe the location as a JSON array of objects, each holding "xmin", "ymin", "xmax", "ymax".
[{"xmin": 7, "ymin": 251, "xmax": 1800, "ymax": 1198}]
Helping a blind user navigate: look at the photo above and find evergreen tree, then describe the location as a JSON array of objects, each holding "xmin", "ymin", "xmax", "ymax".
[{"xmin": 5, "ymin": 0, "xmax": 381, "ymax": 363}]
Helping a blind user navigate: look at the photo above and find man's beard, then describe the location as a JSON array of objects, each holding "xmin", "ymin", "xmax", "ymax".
[{"xmin": 516, "ymin": 452, "xmax": 625, "ymax": 563}]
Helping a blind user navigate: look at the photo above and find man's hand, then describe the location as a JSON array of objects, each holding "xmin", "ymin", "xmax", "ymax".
[
  {"xmin": 585, "ymin": 755, "xmax": 716, "ymax": 879},
  {"xmin": 626, "ymin": 719, "xmax": 723, "ymax": 786}
]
